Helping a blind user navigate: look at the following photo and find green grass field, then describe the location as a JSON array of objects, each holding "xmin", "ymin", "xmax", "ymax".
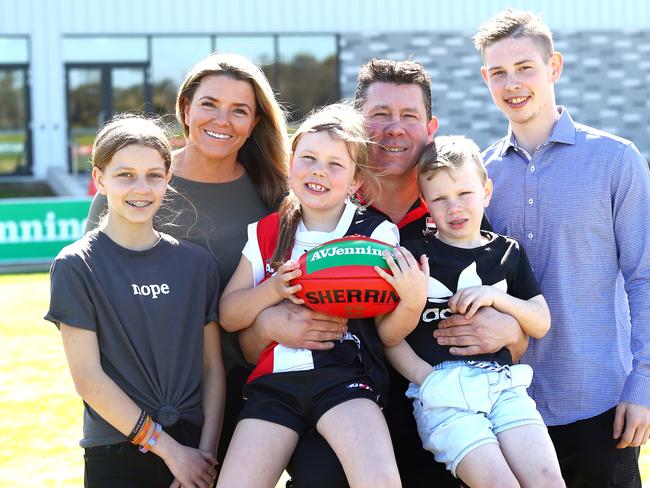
[
  {"xmin": 0, "ymin": 273, "xmax": 83, "ymax": 486},
  {"xmin": 0, "ymin": 273, "xmax": 647, "ymax": 486}
]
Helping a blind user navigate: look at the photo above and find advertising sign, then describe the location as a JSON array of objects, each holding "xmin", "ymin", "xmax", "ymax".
[{"xmin": 0, "ymin": 197, "xmax": 91, "ymax": 265}]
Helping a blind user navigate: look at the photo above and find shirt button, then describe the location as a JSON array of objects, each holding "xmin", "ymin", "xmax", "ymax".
[
  {"xmin": 528, "ymin": 233, "xmax": 534, "ymax": 239},
  {"xmin": 530, "ymin": 165, "xmax": 536, "ymax": 172},
  {"xmin": 528, "ymin": 198, "xmax": 534, "ymax": 205}
]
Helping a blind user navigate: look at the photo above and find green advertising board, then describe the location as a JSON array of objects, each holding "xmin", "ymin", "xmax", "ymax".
[{"xmin": 0, "ymin": 197, "xmax": 91, "ymax": 264}]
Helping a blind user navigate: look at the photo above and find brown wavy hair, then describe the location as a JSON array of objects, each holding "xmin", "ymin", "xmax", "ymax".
[{"xmin": 176, "ymin": 53, "xmax": 289, "ymax": 208}]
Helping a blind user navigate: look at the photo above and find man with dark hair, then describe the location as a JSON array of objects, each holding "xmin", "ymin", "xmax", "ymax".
[
  {"xmin": 352, "ymin": 57, "xmax": 528, "ymax": 488},
  {"xmin": 474, "ymin": 9, "xmax": 650, "ymax": 487},
  {"xmin": 285, "ymin": 58, "xmax": 528, "ymax": 488},
  {"xmin": 354, "ymin": 58, "xmax": 433, "ymax": 121},
  {"xmin": 246, "ymin": 57, "xmax": 529, "ymax": 487}
]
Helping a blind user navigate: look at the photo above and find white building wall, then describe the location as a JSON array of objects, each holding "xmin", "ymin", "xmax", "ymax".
[
  {"xmin": 4, "ymin": 0, "xmax": 649, "ymax": 34},
  {"xmin": 31, "ymin": 2, "xmax": 67, "ymax": 179},
  {"xmin": 2, "ymin": 1, "xmax": 69, "ymax": 178},
  {"xmin": 1, "ymin": 0, "xmax": 650, "ymax": 179}
]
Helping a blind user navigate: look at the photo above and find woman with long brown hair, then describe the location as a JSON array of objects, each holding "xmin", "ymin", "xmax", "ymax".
[{"xmin": 85, "ymin": 52, "xmax": 291, "ymax": 467}]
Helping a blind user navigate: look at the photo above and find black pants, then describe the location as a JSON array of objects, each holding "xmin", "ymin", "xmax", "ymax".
[
  {"xmin": 84, "ymin": 420, "xmax": 201, "ymax": 488},
  {"xmin": 548, "ymin": 407, "xmax": 641, "ymax": 488},
  {"xmin": 286, "ymin": 367, "xmax": 461, "ymax": 488}
]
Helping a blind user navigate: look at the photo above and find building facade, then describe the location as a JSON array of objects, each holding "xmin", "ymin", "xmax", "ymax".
[{"xmin": 1, "ymin": 0, "xmax": 649, "ymax": 186}]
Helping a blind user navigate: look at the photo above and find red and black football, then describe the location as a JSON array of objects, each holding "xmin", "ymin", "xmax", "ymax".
[{"xmin": 292, "ymin": 235, "xmax": 399, "ymax": 318}]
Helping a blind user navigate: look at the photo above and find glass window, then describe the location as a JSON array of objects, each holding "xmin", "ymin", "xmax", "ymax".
[
  {"xmin": 216, "ymin": 36, "xmax": 275, "ymax": 66},
  {"xmin": 112, "ymin": 67, "xmax": 146, "ymax": 114},
  {"xmin": 67, "ymin": 68, "xmax": 102, "ymax": 173},
  {"xmin": 66, "ymin": 66, "xmax": 148, "ymax": 172},
  {"xmin": 63, "ymin": 36, "xmax": 148, "ymax": 63},
  {"xmin": 216, "ymin": 36, "xmax": 276, "ymax": 94},
  {"xmin": 0, "ymin": 37, "xmax": 28, "ymax": 63},
  {"xmin": 0, "ymin": 68, "xmax": 29, "ymax": 175},
  {"xmin": 151, "ymin": 36, "xmax": 212, "ymax": 136},
  {"xmin": 277, "ymin": 36, "xmax": 338, "ymax": 122}
]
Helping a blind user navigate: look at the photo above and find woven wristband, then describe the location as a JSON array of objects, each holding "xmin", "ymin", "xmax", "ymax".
[
  {"xmin": 139, "ymin": 422, "xmax": 162, "ymax": 453},
  {"xmin": 127, "ymin": 410, "xmax": 147, "ymax": 442}
]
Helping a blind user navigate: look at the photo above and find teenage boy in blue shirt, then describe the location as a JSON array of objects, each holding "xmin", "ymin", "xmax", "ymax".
[{"xmin": 462, "ymin": 8, "xmax": 650, "ymax": 487}]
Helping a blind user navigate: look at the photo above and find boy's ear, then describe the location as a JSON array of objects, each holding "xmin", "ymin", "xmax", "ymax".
[
  {"xmin": 91, "ymin": 167, "xmax": 107, "ymax": 196},
  {"xmin": 481, "ymin": 66, "xmax": 489, "ymax": 85},
  {"xmin": 484, "ymin": 178, "xmax": 494, "ymax": 207},
  {"xmin": 549, "ymin": 52, "xmax": 563, "ymax": 83}
]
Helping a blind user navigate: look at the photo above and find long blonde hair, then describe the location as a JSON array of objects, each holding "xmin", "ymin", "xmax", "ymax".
[
  {"xmin": 271, "ymin": 103, "xmax": 377, "ymax": 267},
  {"xmin": 176, "ymin": 53, "xmax": 289, "ymax": 208}
]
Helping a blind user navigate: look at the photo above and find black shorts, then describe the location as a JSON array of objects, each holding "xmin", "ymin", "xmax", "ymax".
[
  {"xmin": 285, "ymin": 366, "xmax": 461, "ymax": 488},
  {"xmin": 239, "ymin": 364, "xmax": 380, "ymax": 435}
]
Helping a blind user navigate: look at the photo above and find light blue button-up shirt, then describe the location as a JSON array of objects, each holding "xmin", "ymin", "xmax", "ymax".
[{"xmin": 483, "ymin": 107, "xmax": 650, "ymax": 426}]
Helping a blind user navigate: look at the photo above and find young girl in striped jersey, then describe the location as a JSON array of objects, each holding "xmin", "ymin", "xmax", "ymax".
[{"xmin": 218, "ymin": 103, "xmax": 429, "ymax": 488}]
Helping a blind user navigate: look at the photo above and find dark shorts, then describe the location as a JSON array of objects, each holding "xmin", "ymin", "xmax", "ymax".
[
  {"xmin": 239, "ymin": 364, "xmax": 379, "ymax": 435},
  {"xmin": 83, "ymin": 420, "xmax": 201, "ymax": 488},
  {"xmin": 286, "ymin": 366, "xmax": 461, "ymax": 488}
]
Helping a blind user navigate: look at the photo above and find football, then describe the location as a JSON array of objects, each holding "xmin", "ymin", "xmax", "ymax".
[{"xmin": 292, "ymin": 235, "xmax": 399, "ymax": 318}]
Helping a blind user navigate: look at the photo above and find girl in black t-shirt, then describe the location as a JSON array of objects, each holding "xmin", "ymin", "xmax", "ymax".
[{"xmin": 46, "ymin": 115, "xmax": 224, "ymax": 488}]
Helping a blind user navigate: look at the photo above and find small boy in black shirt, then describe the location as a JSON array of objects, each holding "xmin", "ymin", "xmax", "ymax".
[{"xmin": 376, "ymin": 136, "xmax": 565, "ymax": 488}]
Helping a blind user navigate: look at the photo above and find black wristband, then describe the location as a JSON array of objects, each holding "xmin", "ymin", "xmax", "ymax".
[{"xmin": 127, "ymin": 409, "xmax": 147, "ymax": 441}]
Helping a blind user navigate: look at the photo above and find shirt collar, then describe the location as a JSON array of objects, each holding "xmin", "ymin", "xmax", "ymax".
[
  {"xmin": 499, "ymin": 106, "xmax": 576, "ymax": 157},
  {"xmin": 368, "ymin": 197, "xmax": 428, "ymax": 228},
  {"xmin": 397, "ymin": 197, "xmax": 429, "ymax": 229}
]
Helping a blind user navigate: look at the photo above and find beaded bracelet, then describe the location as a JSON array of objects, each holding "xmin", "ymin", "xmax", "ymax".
[
  {"xmin": 131, "ymin": 415, "xmax": 152, "ymax": 446},
  {"xmin": 127, "ymin": 410, "xmax": 147, "ymax": 442},
  {"xmin": 139, "ymin": 422, "xmax": 162, "ymax": 453}
]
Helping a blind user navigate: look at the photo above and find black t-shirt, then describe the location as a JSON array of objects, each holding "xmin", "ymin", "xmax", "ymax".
[
  {"xmin": 45, "ymin": 230, "xmax": 220, "ymax": 447},
  {"xmin": 403, "ymin": 231, "xmax": 540, "ymax": 367},
  {"xmin": 85, "ymin": 173, "xmax": 270, "ymax": 372}
]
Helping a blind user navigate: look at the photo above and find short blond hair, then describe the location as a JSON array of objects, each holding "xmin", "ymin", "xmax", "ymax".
[
  {"xmin": 473, "ymin": 9, "xmax": 554, "ymax": 62},
  {"xmin": 418, "ymin": 135, "xmax": 487, "ymax": 185}
]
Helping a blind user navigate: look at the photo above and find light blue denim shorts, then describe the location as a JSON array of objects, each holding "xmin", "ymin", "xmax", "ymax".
[{"xmin": 405, "ymin": 361, "xmax": 544, "ymax": 477}]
